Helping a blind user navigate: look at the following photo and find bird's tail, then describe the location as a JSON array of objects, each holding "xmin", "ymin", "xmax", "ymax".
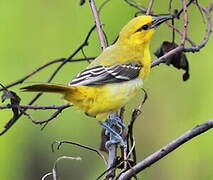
[{"xmin": 21, "ymin": 83, "xmax": 72, "ymax": 94}]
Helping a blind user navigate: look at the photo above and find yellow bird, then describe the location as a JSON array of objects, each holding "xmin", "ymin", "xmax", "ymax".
[{"xmin": 22, "ymin": 15, "xmax": 171, "ymax": 147}]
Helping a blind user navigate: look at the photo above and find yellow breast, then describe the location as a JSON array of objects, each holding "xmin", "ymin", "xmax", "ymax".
[{"xmin": 64, "ymin": 78, "xmax": 143, "ymax": 119}]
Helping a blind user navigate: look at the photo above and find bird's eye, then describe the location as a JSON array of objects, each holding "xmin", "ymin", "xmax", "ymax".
[
  {"xmin": 141, "ymin": 24, "xmax": 149, "ymax": 30},
  {"xmin": 135, "ymin": 24, "xmax": 150, "ymax": 32}
]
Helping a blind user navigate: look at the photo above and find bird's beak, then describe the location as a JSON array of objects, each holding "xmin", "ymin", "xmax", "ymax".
[{"xmin": 150, "ymin": 16, "xmax": 172, "ymax": 28}]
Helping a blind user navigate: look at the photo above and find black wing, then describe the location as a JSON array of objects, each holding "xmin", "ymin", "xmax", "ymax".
[{"xmin": 69, "ymin": 63, "xmax": 142, "ymax": 86}]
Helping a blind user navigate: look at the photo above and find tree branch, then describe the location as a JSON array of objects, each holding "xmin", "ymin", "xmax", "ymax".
[
  {"xmin": 124, "ymin": 0, "xmax": 146, "ymax": 12},
  {"xmin": 166, "ymin": 22, "xmax": 196, "ymax": 46},
  {"xmin": 42, "ymin": 156, "xmax": 82, "ymax": 180},
  {"xmin": 0, "ymin": 104, "xmax": 71, "ymax": 110},
  {"xmin": 0, "ymin": 57, "xmax": 95, "ymax": 92},
  {"xmin": 180, "ymin": 0, "xmax": 188, "ymax": 46},
  {"xmin": 146, "ymin": 0, "xmax": 154, "ymax": 15},
  {"xmin": 184, "ymin": 2, "xmax": 212, "ymax": 52},
  {"xmin": 20, "ymin": 105, "xmax": 71, "ymax": 126},
  {"xmin": 52, "ymin": 140, "xmax": 107, "ymax": 165},
  {"xmin": 118, "ymin": 120, "xmax": 213, "ymax": 180},
  {"xmin": 0, "ymin": 25, "xmax": 97, "ymax": 136},
  {"xmin": 89, "ymin": 0, "xmax": 107, "ymax": 49}
]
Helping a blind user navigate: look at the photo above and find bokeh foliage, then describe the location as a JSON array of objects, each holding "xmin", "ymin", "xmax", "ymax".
[{"xmin": 0, "ymin": 0, "xmax": 212, "ymax": 179}]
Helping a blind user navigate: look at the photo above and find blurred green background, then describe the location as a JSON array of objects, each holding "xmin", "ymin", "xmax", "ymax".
[{"xmin": 0, "ymin": 0, "xmax": 212, "ymax": 179}]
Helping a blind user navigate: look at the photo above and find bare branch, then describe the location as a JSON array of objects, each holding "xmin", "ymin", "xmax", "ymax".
[
  {"xmin": 52, "ymin": 140, "xmax": 107, "ymax": 165},
  {"xmin": 166, "ymin": 22, "xmax": 196, "ymax": 46},
  {"xmin": 106, "ymin": 135, "xmax": 118, "ymax": 179},
  {"xmin": 0, "ymin": 104, "xmax": 71, "ymax": 110},
  {"xmin": 98, "ymin": 0, "xmax": 112, "ymax": 13},
  {"xmin": 42, "ymin": 156, "xmax": 82, "ymax": 180},
  {"xmin": 175, "ymin": 0, "xmax": 195, "ymax": 19},
  {"xmin": 123, "ymin": 0, "xmax": 147, "ymax": 13},
  {"xmin": 47, "ymin": 25, "xmax": 96, "ymax": 82},
  {"xmin": 0, "ymin": 58, "xmax": 64, "ymax": 91},
  {"xmin": 0, "ymin": 25, "xmax": 97, "ymax": 136},
  {"xmin": 180, "ymin": 0, "xmax": 189, "ymax": 46},
  {"xmin": 146, "ymin": 0, "xmax": 154, "ymax": 15},
  {"xmin": 89, "ymin": 0, "xmax": 107, "ymax": 49},
  {"xmin": 22, "ymin": 105, "xmax": 70, "ymax": 125},
  {"xmin": 0, "ymin": 57, "xmax": 95, "ymax": 92},
  {"xmin": 41, "ymin": 172, "xmax": 53, "ymax": 180},
  {"xmin": 184, "ymin": 2, "xmax": 212, "ymax": 52},
  {"xmin": 118, "ymin": 120, "xmax": 213, "ymax": 180}
]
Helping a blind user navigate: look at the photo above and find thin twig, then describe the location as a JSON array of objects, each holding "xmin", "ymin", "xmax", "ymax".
[
  {"xmin": 0, "ymin": 57, "xmax": 95, "ymax": 92},
  {"xmin": 118, "ymin": 120, "xmax": 213, "ymax": 180},
  {"xmin": 146, "ymin": 0, "xmax": 154, "ymax": 15},
  {"xmin": 98, "ymin": 0, "xmax": 112, "ymax": 13},
  {"xmin": 166, "ymin": 22, "xmax": 196, "ymax": 46},
  {"xmin": 0, "ymin": 104, "xmax": 71, "ymax": 110},
  {"xmin": 42, "ymin": 156, "xmax": 82, "ymax": 180},
  {"xmin": 0, "ymin": 25, "xmax": 97, "ymax": 136},
  {"xmin": 168, "ymin": 0, "xmax": 173, "ymax": 12},
  {"xmin": 46, "ymin": 25, "xmax": 96, "ymax": 82},
  {"xmin": 22, "ymin": 105, "xmax": 70, "ymax": 125},
  {"xmin": 52, "ymin": 140, "xmax": 107, "ymax": 165},
  {"xmin": 176, "ymin": 0, "xmax": 195, "ymax": 19},
  {"xmin": 0, "ymin": 58, "xmax": 64, "ymax": 91},
  {"xmin": 123, "ymin": 0, "xmax": 147, "ymax": 13},
  {"xmin": 184, "ymin": 2, "xmax": 212, "ymax": 52},
  {"xmin": 41, "ymin": 172, "xmax": 53, "ymax": 180},
  {"xmin": 180, "ymin": 0, "xmax": 188, "ymax": 46},
  {"xmin": 89, "ymin": 0, "xmax": 107, "ymax": 49},
  {"xmin": 115, "ymin": 138, "xmax": 136, "ymax": 180},
  {"xmin": 126, "ymin": 137, "xmax": 136, "ymax": 161},
  {"xmin": 127, "ymin": 109, "xmax": 139, "ymax": 160},
  {"xmin": 97, "ymin": 165, "xmax": 119, "ymax": 180},
  {"xmin": 122, "ymin": 89, "xmax": 147, "ymax": 178}
]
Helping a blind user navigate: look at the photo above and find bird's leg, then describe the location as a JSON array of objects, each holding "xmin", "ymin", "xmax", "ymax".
[{"xmin": 100, "ymin": 113, "xmax": 126, "ymax": 148}]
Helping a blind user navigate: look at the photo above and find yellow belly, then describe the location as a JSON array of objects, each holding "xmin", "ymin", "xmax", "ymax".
[{"xmin": 64, "ymin": 78, "xmax": 143, "ymax": 120}]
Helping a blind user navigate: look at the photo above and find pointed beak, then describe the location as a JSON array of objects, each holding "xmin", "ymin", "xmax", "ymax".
[{"xmin": 150, "ymin": 16, "xmax": 172, "ymax": 28}]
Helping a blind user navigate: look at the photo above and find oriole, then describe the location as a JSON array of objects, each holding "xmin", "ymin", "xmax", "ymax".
[{"xmin": 22, "ymin": 15, "xmax": 171, "ymax": 146}]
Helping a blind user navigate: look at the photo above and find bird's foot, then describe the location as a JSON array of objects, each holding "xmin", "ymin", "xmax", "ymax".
[
  {"xmin": 105, "ymin": 114, "xmax": 125, "ymax": 135},
  {"xmin": 100, "ymin": 114, "xmax": 126, "ymax": 149}
]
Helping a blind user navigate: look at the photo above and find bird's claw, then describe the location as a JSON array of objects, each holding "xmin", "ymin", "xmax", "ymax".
[
  {"xmin": 105, "ymin": 135, "xmax": 127, "ymax": 149},
  {"xmin": 100, "ymin": 114, "xmax": 126, "ymax": 149},
  {"xmin": 105, "ymin": 114, "xmax": 125, "ymax": 135}
]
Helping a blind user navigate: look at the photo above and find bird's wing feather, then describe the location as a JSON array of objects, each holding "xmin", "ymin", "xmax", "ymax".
[{"xmin": 69, "ymin": 63, "xmax": 142, "ymax": 86}]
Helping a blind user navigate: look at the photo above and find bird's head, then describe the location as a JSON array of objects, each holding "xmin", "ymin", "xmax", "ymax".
[{"xmin": 117, "ymin": 15, "xmax": 172, "ymax": 47}]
